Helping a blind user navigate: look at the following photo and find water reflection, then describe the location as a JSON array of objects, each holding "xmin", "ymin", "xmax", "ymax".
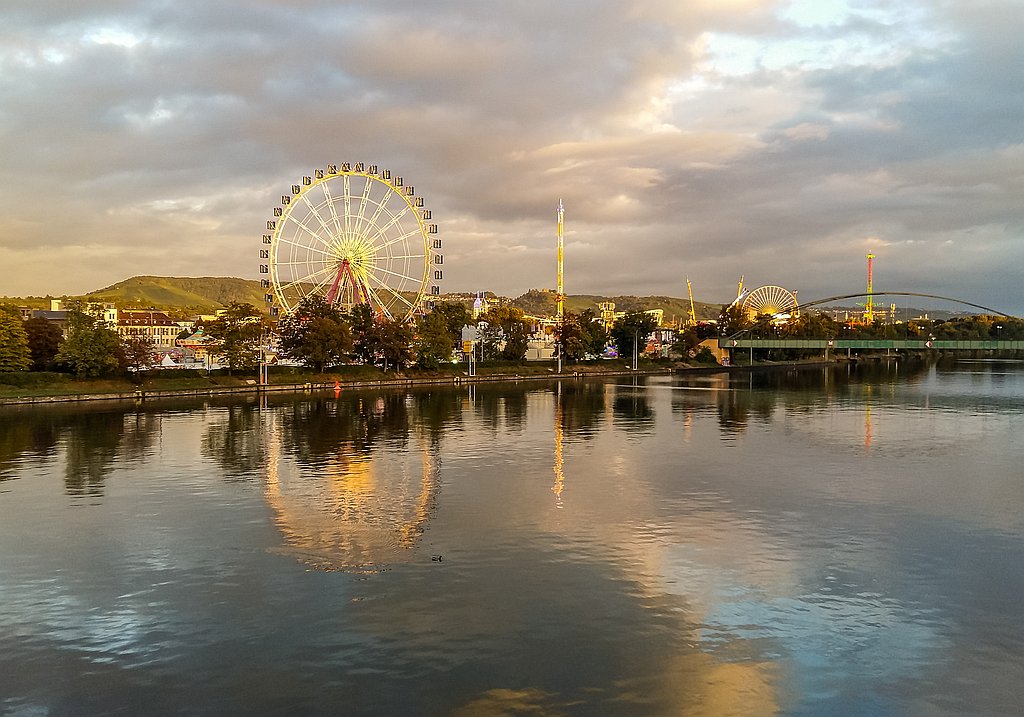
[
  {"xmin": 0, "ymin": 405, "xmax": 160, "ymax": 496},
  {"xmin": 0, "ymin": 363, "xmax": 1022, "ymax": 714},
  {"xmin": 554, "ymin": 380, "xmax": 608, "ymax": 440},
  {"xmin": 471, "ymin": 383, "xmax": 529, "ymax": 435},
  {"xmin": 612, "ymin": 378, "xmax": 654, "ymax": 431},
  {"xmin": 202, "ymin": 403, "xmax": 266, "ymax": 481},
  {"xmin": 264, "ymin": 393, "xmax": 441, "ymax": 572},
  {"xmin": 553, "ymin": 385, "xmax": 565, "ymax": 506}
]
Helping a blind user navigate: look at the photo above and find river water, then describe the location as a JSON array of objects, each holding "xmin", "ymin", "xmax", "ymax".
[{"xmin": 1, "ymin": 360, "xmax": 1022, "ymax": 716}]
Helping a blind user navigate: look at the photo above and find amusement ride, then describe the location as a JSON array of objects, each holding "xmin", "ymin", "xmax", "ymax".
[{"xmin": 260, "ymin": 163, "xmax": 442, "ymax": 320}]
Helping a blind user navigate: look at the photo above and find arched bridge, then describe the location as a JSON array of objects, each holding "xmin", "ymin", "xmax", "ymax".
[
  {"xmin": 719, "ymin": 290, "xmax": 1022, "ymax": 353},
  {"xmin": 795, "ymin": 291, "xmax": 1015, "ymax": 318}
]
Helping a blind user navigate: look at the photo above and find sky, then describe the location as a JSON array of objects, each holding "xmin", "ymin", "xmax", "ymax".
[{"xmin": 2, "ymin": 0, "xmax": 1022, "ymax": 312}]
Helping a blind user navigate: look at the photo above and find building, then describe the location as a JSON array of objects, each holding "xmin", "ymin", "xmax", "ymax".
[
  {"xmin": 176, "ymin": 329, "xmax": 217, "ymax": 364},
  {"xmin": 116, "ymin": 309, "xmax": 181, "ymax": 347}
]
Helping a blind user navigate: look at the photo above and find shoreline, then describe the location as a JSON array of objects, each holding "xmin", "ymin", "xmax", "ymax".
[{"xmin": 0, "ymin": 361, "xmax": 834, "ymax": 407}]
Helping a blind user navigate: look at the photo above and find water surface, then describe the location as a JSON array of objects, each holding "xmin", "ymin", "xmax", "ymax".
[{"xmin": 1, "ymin": 360, "xmax": 1022, "ymax": 715}]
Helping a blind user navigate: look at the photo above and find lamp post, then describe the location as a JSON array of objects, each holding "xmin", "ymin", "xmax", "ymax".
[{"xmin": 632, "ymin": 331, "xmax": 638, "ymax": 371}]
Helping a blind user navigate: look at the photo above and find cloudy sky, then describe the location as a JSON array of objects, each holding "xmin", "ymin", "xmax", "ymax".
[{"xmin": 2, "ymin": 0, "xmax": 1022, "ymax": 311}]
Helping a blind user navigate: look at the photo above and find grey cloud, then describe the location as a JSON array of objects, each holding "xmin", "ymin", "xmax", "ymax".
[{"xmin": 0, "ymin": 0, "xmax": 1021, "ymax": 314}]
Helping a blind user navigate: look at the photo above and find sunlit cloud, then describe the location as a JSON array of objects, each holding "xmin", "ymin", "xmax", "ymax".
[{"xmin": 0, "ymin": 0, "xmax": 1019, "ymax": 312}]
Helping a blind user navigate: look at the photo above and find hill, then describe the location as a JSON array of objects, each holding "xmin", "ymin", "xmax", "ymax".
[
  {"xmin": 2, "ymin": 276, "xmax": 970, "ymax": 323},
  {"xmin": 510, "ymin": 289, "xmax": 722, "ymax": 322},
  {"xmin": 85, "ymin": 276, "xmax": 266, "ymax": 314}
]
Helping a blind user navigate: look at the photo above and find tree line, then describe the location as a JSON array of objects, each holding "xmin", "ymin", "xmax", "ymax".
[
  {"xmin": 720, "ymin": 306, "xmax": 1024, "ymax": 341},
  {"xmin": 0, "ymin": 297, "xmax": 678, "ymax": 378}
]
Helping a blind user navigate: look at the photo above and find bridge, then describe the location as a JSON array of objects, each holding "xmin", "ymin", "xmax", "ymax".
[
  {"xmin": 719, "ymin": 337, "xmax": 1024, "ymax": 352},
  {"xmin": 716, "ymin": 290, "xmax": 1023, "ymax": 356},
  {"xmin": 794, "ymin": 290, "xmax": 1015, "ymax": 318}
]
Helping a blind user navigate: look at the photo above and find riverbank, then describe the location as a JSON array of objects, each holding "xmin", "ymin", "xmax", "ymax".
[{"xmin": 0, "ymin": 359, "xmax": 830, "ymax": 406}]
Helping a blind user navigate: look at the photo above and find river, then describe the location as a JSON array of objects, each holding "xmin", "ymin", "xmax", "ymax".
[{"xmin": 1, "ymin": 360, "xmax": 1022, "ymax": 715}]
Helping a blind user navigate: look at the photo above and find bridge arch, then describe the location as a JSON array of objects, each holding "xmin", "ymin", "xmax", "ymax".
[{"xmin": 795, "ymin": 291, "xmax": 1015, "ymax": 319}]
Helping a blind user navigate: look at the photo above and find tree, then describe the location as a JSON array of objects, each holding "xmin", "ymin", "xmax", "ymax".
[
  {"xmin": 718, "ymin": 303, "xmax": 749, "ymax": 336},
  {"xmin": 55, "ymin": 309, "xmax": 124, "ymax": 378},
  {"xmin": 431, "ymin": 302, "xmax": 471, "ymax": 345},
  {"xmin": 376, "ymin": 318, "xmax": 414, "ymax": 371},
  {"xmin": 671, "ymin": 327, "xmax": 702, "ymax": 358},
  {"xmin": 348, "ymin": 304, "xmax": 378, "ymax": 365},
  {"xmin": 0, "ymin": 305, "xmax": 31, "ymax": 372},
  {"xmin": 204, "ymin": 302, "xmax": 267, "ymax": 374},
  {"xmin": 580, "ymin": 309, "xmax": 609, "ymax": 357},
  {"xmin": 24, "ymin": 317, "xmax": 64, "ymax": 371},
  {"xmin": 610, "ymin": 311, "xmax": 659, "ymax": 361},
  {"xmin": 346, "ymin": 303, "xmax": 415, "ymax": 370},
  {"xmin": 780, "ymin": 312, "xmax": 838, "ymax": 339},
  {"xmin": 415, "ymin": 311, "xmax": 455, "ymax": 369},
  {"xmin": 555, "ymin": 311, "xmax": 587, "ymax": 362},
  {"xmin": 122, "ymin": 335, "xmax": 155, "ymax": 374},
  {"xmin": 555, "ymin": 310, "xmax": 609, "ymax": 361},
  {"xmin": 277, "ymin": 295, "xmax": 353, "ymax": 372},
  {"xmin": 477, "ymin": 305, "xmax": 530, "ymax": 361}
]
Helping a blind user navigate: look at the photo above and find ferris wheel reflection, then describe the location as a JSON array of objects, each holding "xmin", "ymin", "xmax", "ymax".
[{"xmin": 262, "ymin": 397, "xmax": 442, "ymax": 573}]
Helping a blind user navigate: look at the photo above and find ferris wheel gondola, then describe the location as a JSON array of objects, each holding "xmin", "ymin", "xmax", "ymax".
[{"xmin": 260, "ymin": 163, "xmax": 441, "ymax": 320}]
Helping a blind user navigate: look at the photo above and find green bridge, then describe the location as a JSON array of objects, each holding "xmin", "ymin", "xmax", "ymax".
[{"xmin": 719, "ymin": 338, "xmax": 1024, "ymax": 351}]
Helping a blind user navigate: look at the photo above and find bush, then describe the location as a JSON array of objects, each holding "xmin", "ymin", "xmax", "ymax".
[
  {"xmin": 0, "ymin": 371, "xmax": 68, "ymax": 388},
  {"xmin": 693, "ymin": 347, "xmax": 719, "ymax": 365}
]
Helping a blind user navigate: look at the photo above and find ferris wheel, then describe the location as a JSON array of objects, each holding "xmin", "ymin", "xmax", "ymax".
[
  {"xmin": 742, "ymin": 285, "xmax": 798, "ymax": 320},
  {"xmin": 259, "ymin": 163, "xmax": 441, "ymax": 320}
]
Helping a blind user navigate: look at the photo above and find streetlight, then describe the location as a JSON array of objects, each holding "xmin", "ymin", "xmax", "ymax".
[{"xmin": 632, "ymin": 331, "xmax": 638, "ymax": 371}]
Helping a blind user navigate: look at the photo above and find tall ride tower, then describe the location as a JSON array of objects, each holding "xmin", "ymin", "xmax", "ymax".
[
  {"xmin": 865, "ymin": 253, "xmax": 875, "ymax": 324},
  {"xmin": 556, "ymin": 199, "xmax": 565, "ymax": 320}
]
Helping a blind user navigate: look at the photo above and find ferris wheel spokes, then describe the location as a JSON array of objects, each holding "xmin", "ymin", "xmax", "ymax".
[
  {"xmin": 360, "ymin": 283, "xmax": 396, "ymax": 321},
  {"xmin": 370, "ymin": 264, "xmax": 422, "ymax": 287},
  {"xmin": 277, "ymin": 264, "xmax": 336, "ymax": 297},
  {"xmin": 296, "ymin": 194, "xmax": 335, "ymax": 244},
  {"xmin": 341, "ymin": 175, "xmax": 352, "ymax": 238},
  {"xmin": 264, "ymin": 163, "xmax": 438, "ymax": 320},
  {"xmin": 377, "ymin": 226, "xmax": 424, "ymax": 255},
  {"xmin": 273, "ymin": 236, "xmax": 333, "ymax": 260},
  {"xmin": 368, "ymin": 205, "xmax": 413, "ymax": 246},
  {"xmin": 353, "ymin": 177, "xmax": 374, "ymax": 238},
  {"xmin": 320, "ymin": 179, "xmax": 344, "ymax": 239}
]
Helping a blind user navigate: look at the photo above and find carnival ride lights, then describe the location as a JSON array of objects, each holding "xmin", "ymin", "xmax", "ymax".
[{"xmin": 260, "ymin": 163, "xmax": 441, "ymax": 320}]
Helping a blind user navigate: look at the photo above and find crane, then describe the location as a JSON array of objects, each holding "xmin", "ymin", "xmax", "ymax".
[
  {"xmin": 727, "ymin": 275, "xmax": 748, "ymax": 310},
  {"xmin": 685, "ymin": 276, "xmax": 697, "ymax": 327}
]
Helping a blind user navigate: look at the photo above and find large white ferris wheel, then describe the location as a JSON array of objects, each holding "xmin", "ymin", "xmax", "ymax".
[{"xmin": 260, "ymin": 163, "xmax": 442, "ymax": 320}]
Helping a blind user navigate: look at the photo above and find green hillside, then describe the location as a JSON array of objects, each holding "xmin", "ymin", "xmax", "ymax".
[
  {"xmin": 511, "ymin": 289, "xmax": 722, "ymax": 323},
  {"xmin": 86, "ymin": 276, "xmax": 266, "ymax": 314},
  {"xmin": 4, "ymin": 276, "xmax": 726, "ymax": 322}
]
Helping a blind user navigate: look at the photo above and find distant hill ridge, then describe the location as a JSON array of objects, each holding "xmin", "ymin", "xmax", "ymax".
[
  {"xmin": 509, "ymin": 288, "xmax": 722, "ymax": 322},
  {"xmin": 2, "ymin": 276, "xmax": 966, "ymax": 320},
  {"xmin": 5, "ymin": 275, "xmax": 723, "ymax": 319},
  {"xmin": 86, "ymin": 276, "xmax": 268, "ymax": 314}
]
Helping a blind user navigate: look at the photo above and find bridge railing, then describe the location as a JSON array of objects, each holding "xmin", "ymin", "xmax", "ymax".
[{"xmin": 718, "ymin": 338, "xmax": 1024, "ymax": 350}]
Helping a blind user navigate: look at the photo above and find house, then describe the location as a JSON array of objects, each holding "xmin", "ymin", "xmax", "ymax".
[{"xmin": 117, "ymin": 309, "xmax": 181, "ymax": 347}]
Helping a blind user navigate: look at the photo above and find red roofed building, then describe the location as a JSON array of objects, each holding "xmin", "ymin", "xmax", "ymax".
[{"xmin": 117, "ymin": 309, "xmax": 184, "ymax": 347}]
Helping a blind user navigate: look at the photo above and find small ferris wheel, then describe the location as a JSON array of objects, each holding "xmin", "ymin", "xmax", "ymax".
[
  {"xmin": 259, "ymin": 163, "xmax": 442, "ymax": 320},
  {"xmin": 742, "ymin": 285, "xmax": 799, "ymax": 320}
]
